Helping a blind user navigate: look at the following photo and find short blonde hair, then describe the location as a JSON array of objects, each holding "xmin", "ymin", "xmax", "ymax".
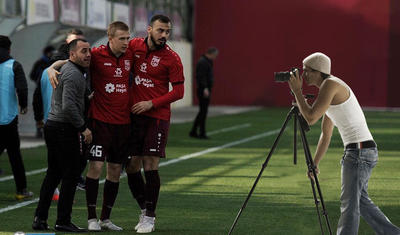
[{"xmin": 108, "ymin": 21, "xmax": 129, "ymax": 37}]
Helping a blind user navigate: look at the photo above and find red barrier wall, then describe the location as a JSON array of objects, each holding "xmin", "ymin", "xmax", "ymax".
[{"xmin": 194, "ymin": 0, "xmax": 399, "ymax": 107}]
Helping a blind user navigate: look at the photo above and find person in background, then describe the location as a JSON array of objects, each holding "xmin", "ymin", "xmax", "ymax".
[
  {"xmin": 31, "ymin": 45, "xmax": 55, "ymax": 138},
  {"xmin": 0, "ymin": 35, "xmax": 33, "ymax": 200},
  {"xmin": 189, "ymin": 47, "xmax": 218, "ymax": 139}
]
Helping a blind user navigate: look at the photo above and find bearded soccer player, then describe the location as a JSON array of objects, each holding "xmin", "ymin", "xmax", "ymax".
[
  {"xmin": 84, "ymin": 21, "xmax": 133, "ymax": 231},
  {"xmin": 125, "ymin": 15, "xmax": 184, "ymax": 233}
]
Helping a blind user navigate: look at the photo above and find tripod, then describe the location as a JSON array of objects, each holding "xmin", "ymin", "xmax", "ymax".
[{"xmin": 228, "ymin": 105, "xmax": 332, "ymax": 235}]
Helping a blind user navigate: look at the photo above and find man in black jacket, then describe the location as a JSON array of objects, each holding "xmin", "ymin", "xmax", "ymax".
[
  {"xmin": 189, "ymin": 47, "xmax": 218, "ymax": 139},
  {"xmin": 32, "ymin": 39, "xmax": 92, "ymax": 233},
  {"xmin": 0, "ymin": 35, "xmax": 33, "ymax": 200}
]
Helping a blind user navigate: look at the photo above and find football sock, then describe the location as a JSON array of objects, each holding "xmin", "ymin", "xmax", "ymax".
[
  {"xmin": 85, "ymin": 176, "xmax": 99, "ymax": 220},
  {"xmin": 144, "ymin": 170, "xmax": 160, "ymax": 217},
  {"xmin": 100, "ymin": 180, "xmax": 119, "ymax": 221},
  {"xmin": 127, "ymin": 171, "xmax": 146, "ymax": 209}
]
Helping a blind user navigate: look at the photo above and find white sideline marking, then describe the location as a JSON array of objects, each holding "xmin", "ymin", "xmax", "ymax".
[
  {"xmin": 0, "ymin": 128, "xmax": 280, "ymax": 214},
  {"xmin": 0, "ymin": 168, "xmax": 47, "ymax": 182},
  {"xmin": 0, "ymin": 124, "xmax": 251, "ymax": 183},
  {"xmin": 207, "ymin": 123, "xmax": 251, "ymax": 136}
]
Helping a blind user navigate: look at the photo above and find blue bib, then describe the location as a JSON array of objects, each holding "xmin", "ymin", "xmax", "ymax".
[{"xmin": 0, "ymin": 59, "xmax": 18, "ymax": 125}]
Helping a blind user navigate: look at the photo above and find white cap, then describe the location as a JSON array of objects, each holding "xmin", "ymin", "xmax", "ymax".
[{"xmin": 302, "ymin": 52, "xmax": 331, "ymax": 74}]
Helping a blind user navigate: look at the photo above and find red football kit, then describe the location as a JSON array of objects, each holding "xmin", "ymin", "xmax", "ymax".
[
  {"xmin": 128, "ymin": 38, "xmax": 184, "ymax": 121},
  {"xmin": 89, "ymin": 44, "xmax": 133, "ymax": 124}
]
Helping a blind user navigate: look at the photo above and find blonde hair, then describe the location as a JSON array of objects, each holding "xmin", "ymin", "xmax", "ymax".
[{"xmin": 108, "ymin": 21, "xmax": 129, "ymax": 37}]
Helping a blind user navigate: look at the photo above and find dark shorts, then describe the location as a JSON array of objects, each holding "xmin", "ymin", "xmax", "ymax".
[
  {"xmin": 88, "ymin": 119, "xmax": 130, "ymax": 164},
  {"xmin": 128, "ymin": 114, "xmax": 170, "ymax": 158}
]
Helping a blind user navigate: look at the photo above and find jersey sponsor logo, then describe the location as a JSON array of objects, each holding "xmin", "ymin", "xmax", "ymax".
[
  {"xmin": 124, "ymin": 60, "xmax": 131, "ymax": 71},
  {"xmin": 104, "ymin": 62, "xmax": 112, "ymax": 66},
  {"xmin": 105, "ymin": 83, "xmax": 127, "ymax": 93},
  {"xmin": 151, "ymin": 56, "xmax": 161, "ymax": 67},
  {"xmin": 140, "ymin": 63, "xmax": 147, "ymax": 73},
  {"xmin": 114, "ymin": 68, "xmax": 123, "ymax": 77},
  {"xmin": 134, "ymin": 75, "xmax": 154, "ymax": 88},
  {"xmin": 105, "ymin": 83, "xmax": 115, "ymax": 93}
]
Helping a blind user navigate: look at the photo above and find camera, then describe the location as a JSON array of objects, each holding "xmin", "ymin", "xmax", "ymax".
[{"xmin": 274, "ymin": 68, "xmax": 299, "ymax": 82}]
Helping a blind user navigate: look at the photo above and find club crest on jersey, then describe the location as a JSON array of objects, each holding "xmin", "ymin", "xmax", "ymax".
[
  {"xmin": 151, "ymin": 56, "xmax": 161, "ymax": 67},
  {"xmin": 114, "ymin": 68, "xmax": 122, "ymax": 77},
  {"xmin": 124, "ymin": 60, "xmax": 130, "ymax": 71},
  {"xmin": 140, "ymin": 63, "xmax": 147, "ymax": 73}
]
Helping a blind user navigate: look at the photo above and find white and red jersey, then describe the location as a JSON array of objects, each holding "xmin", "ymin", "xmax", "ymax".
[
  {"xmin": 128, "ymin": 38, "xmax": 184, "ymax": 121},
  {"xmin": 88, "ymin": 44, "xmax": 133, "ymax": 124}
]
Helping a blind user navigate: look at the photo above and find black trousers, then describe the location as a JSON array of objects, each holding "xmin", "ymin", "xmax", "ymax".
[
  {"xmin": 35, "ymin": 120, "xmax": 81, "ymax": 225},
  {"xmin": 191, "ymin": 89, "xmax": 210, "ymax": 136},
  {"xmin": 0, "ymin": 117, "xmax": 27, "ymax": 192}
]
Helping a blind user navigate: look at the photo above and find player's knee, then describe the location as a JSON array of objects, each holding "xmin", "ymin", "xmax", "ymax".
[
  {"xmin": 87, "ymin": 161, "xmax": 103, "ymax": 178},
  {"xmin": 126, "ymin": 157, "xmax": 142, "ymax": 173}
]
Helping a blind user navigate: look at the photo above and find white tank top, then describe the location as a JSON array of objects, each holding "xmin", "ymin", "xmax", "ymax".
[{"xmin": 325, "ymin": 76, "xmax": 373, "ymax": 147}]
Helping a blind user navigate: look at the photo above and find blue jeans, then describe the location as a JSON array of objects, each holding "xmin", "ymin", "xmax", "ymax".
[{"xmin": 337, "ymin": 147, "xmax": 400, "ymax": 235}]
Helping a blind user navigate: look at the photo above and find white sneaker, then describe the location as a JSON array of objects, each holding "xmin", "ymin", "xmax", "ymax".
[
  {"xmin": 136, "ymin": 216, "xmax": 155, "ymax": 233},
  {"xmin": 88, "ymin": 218, "xmax": 101, "ymax": 231},
  {"xmin": 99, "ymin": 219, "xmax": 123, "ymax": 231},
  {"xmin": 135, "ymin": 209, "xmax": 146, "ymax": 230}
]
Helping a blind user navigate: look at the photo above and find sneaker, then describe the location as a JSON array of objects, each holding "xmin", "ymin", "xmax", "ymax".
[
  {"xmin": 52, "ymin": 188, "xmax": 59, "ymax": 201},
  {"xmin": 76, "ymin": 176, "xmax": 86, "ymax": 191},
  {"xmin": 88, "ymin": 218, "xmax": 101, "ymax": 231},
  {"xmin": 15, "ymin": 189, "xmax": 33, "ymax": 200},
  {"xmin": 136, "ymin": 216, "xmax": 155, "ymax": 233},
  {"xmin": 32, "ymin": 216, "xmax": 49, "ymax": 230},
  {"xmin": 189, "ymin": 131, "xmax": 198, "ymax": 138},
  {"xmin": 135, "ymin": 209, "xmax": 146, "ymax": 230},
  {"xmin": 99, "ymin": 219, "xmax": 123, "ymax": 231}
]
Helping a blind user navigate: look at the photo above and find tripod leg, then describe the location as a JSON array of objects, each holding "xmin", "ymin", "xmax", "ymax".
[
  {"xmin": 294, "ymin": 114, "xmax": 297, "ymax": 165},
  {"xmin": 300, "ymin": 135, "xmax": 325, "ymax": 234},
  {"xmin": 298, "ymin": 121, "xmax": 333, "ymax": 235},
  {"xmin": 228, "ymin": 108, "xmax": 295, "ymax": 235}
]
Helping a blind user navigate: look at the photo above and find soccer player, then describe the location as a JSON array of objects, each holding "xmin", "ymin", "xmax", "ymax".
[
  {"xmin": 125, "ymin": 14, "xmax": 185, "ymax": 233},
  {"xmin": 84, "ymin": 21, "xmax": 133, "ymax": 231}
]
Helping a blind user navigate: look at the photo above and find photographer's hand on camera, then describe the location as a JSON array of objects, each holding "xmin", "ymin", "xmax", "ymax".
[{"xmin": 288, "ymin": 69, "xmax": 302, "ymax": 94}]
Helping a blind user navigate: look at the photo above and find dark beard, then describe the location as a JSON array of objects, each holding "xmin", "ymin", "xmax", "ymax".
[{"xmin": 150, "ymin": 35, "xmax": 166, "ymax": 50}]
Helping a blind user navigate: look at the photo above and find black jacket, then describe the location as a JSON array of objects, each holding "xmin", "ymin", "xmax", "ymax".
[
  {"xmin": 0, "ymin": 47, "xmax": 28, "ymax": 109},
  {"xmin": 29, "ymin": 56, "xmax": 51, "ymax": 83},
  {"xmin": 196, "ymin": 55, "xmax": 214, "ymax": 91}
]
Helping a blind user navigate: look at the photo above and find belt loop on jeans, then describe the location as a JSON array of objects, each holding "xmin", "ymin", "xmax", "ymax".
[{"xmin": 345, "ymin": 140, "xmax": 376, "ymax": 150}]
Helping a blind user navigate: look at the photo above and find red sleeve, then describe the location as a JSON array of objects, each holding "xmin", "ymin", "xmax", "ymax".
[
  {"xmin": 168, "ymin": 53, "xmax": 185, "ymax": 83},
  {"xmin": 152, "ymin": 83, "xmax": 184, "ymax": 108}
]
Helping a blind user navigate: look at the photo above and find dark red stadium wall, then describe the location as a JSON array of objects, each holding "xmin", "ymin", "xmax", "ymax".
[
  {"xmin": 388, "ymin": 0, "xmax": 400, "ymax": 107},
  {"xmin": 194, "ymin": 0, "xmax": 398, "ymax": 107}
]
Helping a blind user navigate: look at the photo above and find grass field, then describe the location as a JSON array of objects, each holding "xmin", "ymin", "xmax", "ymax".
[{"xmin": 0, "ymin": 107, "xmax": 399, "ymax": 235}]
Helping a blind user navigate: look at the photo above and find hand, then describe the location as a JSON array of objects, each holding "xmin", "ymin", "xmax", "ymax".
[
  {"xmin": 20, "ymin": 107, "xmax": 27, "ymax": 114},
  {"xmin": 81, "ymin": 128, "xmax": 92, "ymax": 144},
  {"xmin": 36, "ymin": 120, "xmax": 44, "ymax": 128},
  {"xmin": 288, "ymin": 69, "xmax": 303, "ymax": 94},
  {"xmin": 203, "ymin": 88, "xmax": 210, "ymax": 98},
  {"xmin": 47, "ymin": 67, "xmax": 61, "ymax": 89},
  {"xmin": 88, "ymin": 91, "xmax": 94, "ymax": 100},
  {"xmin": 131, "ymin": 100, "xmax": 153, "ymax": 114},
  {"xmin": 307, "ymin": 165, "xmax": 320, "ymax": 182}
]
